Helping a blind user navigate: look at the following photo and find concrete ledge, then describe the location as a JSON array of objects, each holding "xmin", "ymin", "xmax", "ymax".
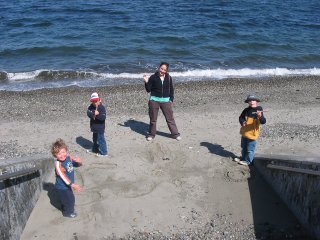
[
  {"xmin": 254, "ymin": 153, "xmax": 320, "ymax": 239},
  {"xmin": 0, "ymin": 155, "xmax": 54, "ymax": 240}
]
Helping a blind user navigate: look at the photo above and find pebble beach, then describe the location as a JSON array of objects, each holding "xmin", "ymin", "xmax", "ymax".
[{"xmin": 1, "ymin": 76, "xmax": 319, "ymax": 239}]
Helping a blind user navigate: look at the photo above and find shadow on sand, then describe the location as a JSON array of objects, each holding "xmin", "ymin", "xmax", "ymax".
[
  {"xmin": 118, "ymin": 119, "xmax": 172, "ymax": 138},
  {"xmin": 43, "ymin": 182, "xmax": 61, "ymax": 211},
  {"xmin": 76, "ymin": 136, "xmax": 92, "ymax": 150},
  {"xmin": 200, "ymin": 141, "xmax": 311, "ymax": 238},
  {"xmin": 247, "ymin": 165, "xmax": 311, "ymax": 239},
  {"xmin": 200, "ymin": 142, "xmax": 236, "ymax": 158}
]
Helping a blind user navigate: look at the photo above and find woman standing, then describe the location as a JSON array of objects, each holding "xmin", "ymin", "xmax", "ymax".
[{"xmin": 143, "ymin": 62, "xmax": 181, "ymax": 141}]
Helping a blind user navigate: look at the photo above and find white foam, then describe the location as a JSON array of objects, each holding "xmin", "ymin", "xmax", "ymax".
[
  {"xmin": 100, "ymin": 67, "xmax": 320, "ymax": 79},
  {"xmin": 169, "ymin": 67, "xmax": 320, "ymax": 79},
  {"xmin": 7, "ymin": 70, "xmax": 44, "ymax": 82},
  {"xmin": 4, "ymin": 67, "xmax": 320, "ymax": 84}
]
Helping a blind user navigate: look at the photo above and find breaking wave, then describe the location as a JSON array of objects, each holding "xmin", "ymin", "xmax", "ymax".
[{"xmin": 1, "ymin": 67, "xmax": 320, "ymax": 91}]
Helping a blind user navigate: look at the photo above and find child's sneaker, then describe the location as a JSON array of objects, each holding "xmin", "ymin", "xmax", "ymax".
[
  {"xmin": 176, "ymin": 136, "xmax": 182, "ymax": 141},
  {"xmin": 146, "ymin": 136, "xmax": 153, "ymax": 141},
  {"xmin": 64, "ymin": 212, "xmax": 77, "ymax": 218},
  {"xmin": 233, "ymin": 157, "xmax": 241, "ymax": 163},
  {"xmin": 238, "ymin": 160, "xmax": 249, "ymax": 166},
  {"xmin": 86, "ymin": 150, "xmax": 96, "ymax": 155},
  {"xmin": 96, "ymin": 153, "xmax": 108, "ymax": 157}
]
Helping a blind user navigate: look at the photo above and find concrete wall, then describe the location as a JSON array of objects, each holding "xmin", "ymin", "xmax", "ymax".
[
  {"xmin": 0, "ymin": 155, "xmax": 54, "ymax": 240},
  {"xmin": 254, "ymin": 154, "xmax": 320, "ymax": 240},
  {"xmin": 1, "ymin": 153, "xmax": 319, "ymax": 239}
]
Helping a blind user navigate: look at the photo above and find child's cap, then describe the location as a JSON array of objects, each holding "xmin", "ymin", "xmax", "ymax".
[
  {"xmin": 245, "ymin": 94, "xmax": 260, "ymax": 103},
  {"xmin": 90, "ymin": 92, "xmax": 100, "ymax": 102}
]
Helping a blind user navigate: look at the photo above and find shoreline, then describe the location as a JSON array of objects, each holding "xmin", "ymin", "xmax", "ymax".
[{"xmin": 1, "ymin": 75, "xmax": 319, "ymax": 120}]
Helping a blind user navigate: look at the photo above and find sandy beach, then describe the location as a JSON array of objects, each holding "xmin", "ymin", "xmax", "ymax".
[{"xmin": 1, "ymin": 76, "xmax": 319, "ymax": 239}]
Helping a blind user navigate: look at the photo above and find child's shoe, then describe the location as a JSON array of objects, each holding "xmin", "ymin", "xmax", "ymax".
[
  {"xmin": 233, "ymin": 157, "xmax": 241, "ymax": 163},
  {"xmin": 238, "ymin": 160, "xmax": 249, "ymax": 166},
  {"xmin": 64, "ymin": 212, "xmax": 77, "ymax": 218},
  {"xmin": 96, "ymin": 153, "xmax": 108, "ymax": 157},
  {"xmin": 86, "ymin": 150, "xmax": 96, "ymax": 155}
]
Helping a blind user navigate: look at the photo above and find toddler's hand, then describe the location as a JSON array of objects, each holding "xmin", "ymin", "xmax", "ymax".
[
  {"xmin": 71, "ymin": 184, "xmax": 82, "ymax": 192},
  {"xmin": 73, "ymin": 156, "xmax": 82, "ymax": 165}
]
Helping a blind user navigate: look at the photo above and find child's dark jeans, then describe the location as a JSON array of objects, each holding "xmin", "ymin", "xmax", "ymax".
[{"xmin": 57, "ymin": 188, "xmax": 75, "ymax": 216}]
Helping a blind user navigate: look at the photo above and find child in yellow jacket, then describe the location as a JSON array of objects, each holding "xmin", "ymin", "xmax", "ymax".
[{"xmin": 234, "ymin": 94, "xmax": 266, "ymax": 166}]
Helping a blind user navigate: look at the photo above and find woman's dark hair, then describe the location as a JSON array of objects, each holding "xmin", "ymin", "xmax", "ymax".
[{"xmin": 159, "ymin": 62, "xmax": 169, "ymax": 69}]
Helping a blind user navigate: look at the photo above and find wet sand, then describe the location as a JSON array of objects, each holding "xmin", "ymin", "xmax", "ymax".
[{"xmin": 1, "ymin": 76, "xmax": 319, "ymax": 239}]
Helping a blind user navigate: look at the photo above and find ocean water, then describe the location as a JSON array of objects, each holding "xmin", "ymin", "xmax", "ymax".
[{"xmin": 0, "ymin": 0, "xmax": 320, "ymax": 91}]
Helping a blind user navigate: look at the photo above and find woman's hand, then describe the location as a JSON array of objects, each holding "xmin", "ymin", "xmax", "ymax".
[{"xmin": 143, "ymin": 74, "xmax": 149, "ymax": 83}]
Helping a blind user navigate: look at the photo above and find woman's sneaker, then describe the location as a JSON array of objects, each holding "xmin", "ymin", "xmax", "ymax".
[
  {"xmin": 176, "ymin": 136, "xmax": 182, "ymax": 141},
  {"xmin": 146, "ymin": 136, "xmax": 153, "ymax": 141}
]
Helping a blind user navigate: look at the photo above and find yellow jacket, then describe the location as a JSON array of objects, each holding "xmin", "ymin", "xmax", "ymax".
[{"xmin": 239, "ymin": 107, "xmax": 266, "ymax": 140}]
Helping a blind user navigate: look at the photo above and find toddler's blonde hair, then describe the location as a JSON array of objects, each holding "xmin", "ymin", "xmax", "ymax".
[{"xmin": 51, "ymin": 138, "xmax": 68, "ymax": 157}]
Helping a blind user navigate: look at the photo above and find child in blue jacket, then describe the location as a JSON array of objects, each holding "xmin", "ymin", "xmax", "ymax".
[{"xmin": 87, "ymin": 92, "xmax": 108, "ymax": 156}]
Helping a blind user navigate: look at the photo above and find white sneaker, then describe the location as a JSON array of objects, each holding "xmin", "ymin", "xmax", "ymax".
[
  {"xmin": 86, "ymin": 150, "xmax": 96, "ymax": 155},
  {"xmin": 238, "ymin": 160, "xmax": 249, "ymax": 166},
  {"xmin": 96, "ymin": 153, "xmax": 108, "ymax": 157},
  {"xmin": 64, "ymin": 212, "xmax": 77, "ymax": 218},
  {"xmin": 176, "ymin": 136, "xmax": 182, "ymax": 141},
  {"xmin": 233, "ymin": 157, "xmax": 241, "ymax": 163},
  {"xmin": 146, "ymin": 137, "xmax": 153, "ymax": 141}
]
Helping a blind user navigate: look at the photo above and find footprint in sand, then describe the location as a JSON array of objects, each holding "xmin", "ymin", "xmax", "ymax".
[
  {"xmin": 224, "ymin": 168, "xmax": 251, "ymax": 182},
  {"xmin": 78, "ymin": 163, "xmax": 117, "ymax": 187},
  {"xmin": 108, "ymin": 179, "xmax": 158, "ymax": 198},
  {"xmin": 76, "ymin": 189, "xmax": 103, "ymax": 206}
]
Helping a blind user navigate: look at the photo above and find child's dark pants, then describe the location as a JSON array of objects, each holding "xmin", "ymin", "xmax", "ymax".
[{"xmin": 57, "ymin": 188, "xmax": 75, "ymax": 216}]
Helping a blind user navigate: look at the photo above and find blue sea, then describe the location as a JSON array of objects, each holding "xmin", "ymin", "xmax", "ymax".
[{"xmin": 1, "ymin": 0, "xmax": 320, "ymax": 91}]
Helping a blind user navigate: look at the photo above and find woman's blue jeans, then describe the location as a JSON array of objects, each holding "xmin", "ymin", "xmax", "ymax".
[{"xmin": 241, "ymin": 136, "xmax": 257, "ymax": 164}]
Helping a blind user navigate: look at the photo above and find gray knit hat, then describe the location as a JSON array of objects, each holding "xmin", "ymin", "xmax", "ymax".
[{"xmin": 244, "ymin": 94, "xmax": 260, "ymax": 103}]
